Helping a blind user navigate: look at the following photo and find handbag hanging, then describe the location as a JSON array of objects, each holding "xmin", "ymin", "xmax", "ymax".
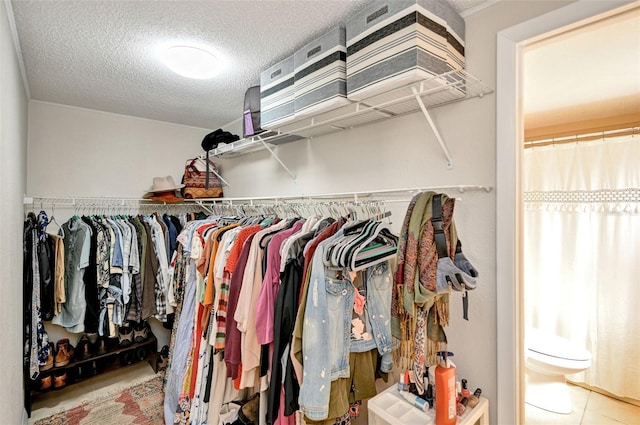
[{"xmin": 181, "ymin": 157, "xmax": 224, "ymax": 199}]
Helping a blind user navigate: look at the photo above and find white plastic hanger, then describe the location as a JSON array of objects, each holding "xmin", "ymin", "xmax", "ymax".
[{"xmin": 46, "ymin": 204, "xmax": 65, "ymax": 238}]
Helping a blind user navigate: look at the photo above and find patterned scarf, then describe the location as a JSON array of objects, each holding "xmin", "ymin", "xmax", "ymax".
[{"xmin": 392, "ymin": 192, "xmax": 458, "ymax": 371}]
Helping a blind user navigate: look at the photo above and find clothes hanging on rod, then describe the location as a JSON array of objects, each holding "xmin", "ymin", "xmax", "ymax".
[
  {"xmin": 23, "ymin": 188, "xmax": 485, "ymax": 421},
  {"xmin": 162, "ymin": 200, "xmax": 399, "ymax": 425},
  {"xmin": 23, "ymin": 212, "xmax": 54, "ymax": 380},
  {"xmin": 22, "ymin": 204, "xmax": 205, "ymax": 396}
]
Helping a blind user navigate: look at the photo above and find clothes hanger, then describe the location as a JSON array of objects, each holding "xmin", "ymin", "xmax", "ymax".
[
  {"xmin": 334, "ymin": 220, "xmax": 375, "ymax": 267},
  {"xmin": 353, "ymin": 227, "xmax": 397, "ymax": 259},
  {"xmin": 324, "ymin": 219, "xmax": 376, "ymax": 268},
  {"xmin": 46, "ymin": 203, "xmax": 65, "ymax": 238},
  {"xmin": 71, "ymin": 201, "xmax": 81, "ymax": 221},
  {"xmin": 339, "ymin": 220, "xmax": 381, "ymax": 268},
  {"xmin": 334, "ymin": 213, "xmax": 392, "ymax": 268},
  {"xmin": 350, "ymin": 223, "xmax": 397, "ymax": 272},
  {"xmin": 322, "ymin": 214, "xmax": 359, "ymax": 265},
  {"xmin": 323, "ymin": 231, "xmax": 356, "ymax": 268}
]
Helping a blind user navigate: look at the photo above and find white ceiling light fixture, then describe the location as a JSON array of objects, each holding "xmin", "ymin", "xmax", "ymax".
[{"xmin": 162, "ymin": 45, "xmax": 220, "ymax": 79}]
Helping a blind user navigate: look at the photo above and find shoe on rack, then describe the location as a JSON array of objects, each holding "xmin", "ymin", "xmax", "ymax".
[
  {"xmin": 90, "ymin": 360, "xmax": 99, "ymax": 376},
  {"xmin": 71, "ymin": 365, "xmax": 85, "ymax": 382},
  {"xmin": 38, "ymin": 375, "xmax": 52, "ymax": 391},
  {"xmin": 118, "ymin": 326, "xmax": 134, "ymax": 347},
  {"xmin": 157, "ymin": 345, "xmax": 169, "ymax": 370},
  {"xmin": 54, "ymin": 339, "xmax": 73, "ymax": 367},
  {"xmin": 136, "ymin": 347, "xmax": 147, "ymax": 362},
  {"xmin": 40, "ymin": 342, "xmax": 54, "ymax": 371},
  {"xmin": 133, "ymin": 321, "xmax": 150, "ymax": 343},
  {"xmin": 77, "ymin": 335, "xmax": 92, "ymax": 360},
  {"xmin": 53, "ymin": 370, "xmax": 67, "ymax": 390},
  {"xmin": 86, "ymin": 332, "xmax": 98, "ymax": 344},
  {"xmin": 121, "ymin": 351, "xmax": 136, "ymax": 365},
  {"xmin": 96, "ymin": 337, "xmax": 108, "ymax": 355}
]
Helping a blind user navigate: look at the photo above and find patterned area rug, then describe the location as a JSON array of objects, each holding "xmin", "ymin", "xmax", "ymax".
[{"xmin": 33, "ymin": 374, "xmax": 164, "ymax": 425}]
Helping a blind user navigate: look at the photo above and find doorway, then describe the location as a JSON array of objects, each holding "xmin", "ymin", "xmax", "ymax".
[
  {"xmin": 495, "ymin": 1, "xmax": 638, "ymax": 424},
  {"xmin": 522, "ymin": 8, "xmax": 640, "ymax": 423}
]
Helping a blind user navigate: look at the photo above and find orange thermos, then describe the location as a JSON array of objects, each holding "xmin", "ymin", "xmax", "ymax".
[{"xmin": 435, "ymin": 351, "xmax": 457, "ymax": 425}]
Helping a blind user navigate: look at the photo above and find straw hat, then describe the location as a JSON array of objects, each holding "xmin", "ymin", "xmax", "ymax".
[{"xmin": 143, "ymin": 176, "xmax": 185, "ymax": 202}]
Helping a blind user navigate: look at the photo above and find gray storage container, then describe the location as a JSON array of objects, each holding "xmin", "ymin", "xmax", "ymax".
[
  {"xmin": 346, "ymin": 0, "xmax": 465, "ymax": 101},
  {"xmin": 293, "ymin": 27, "xmax": 350, "ymax": 117},
  {"xmin": 260, "ymin": 55, "xmax": 296, "ymax": 129}
]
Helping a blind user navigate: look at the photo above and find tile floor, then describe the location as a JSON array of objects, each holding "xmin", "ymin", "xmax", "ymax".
[
  {"xmin": 525, "ymin": 383, "xmax": 640, "ymax": 425},
  {"xmin": 28, "ymin": 361, "xmax": 157, "ymax": 424}
]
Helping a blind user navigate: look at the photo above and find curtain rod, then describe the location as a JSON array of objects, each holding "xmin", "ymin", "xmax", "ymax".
[
  {"xmin": 24, "ymin": 185, "xmax": 492, "ymax": 209},
  {"xmin": 524, "ymin": 126, "xmax": 638, "ymax": 148}
]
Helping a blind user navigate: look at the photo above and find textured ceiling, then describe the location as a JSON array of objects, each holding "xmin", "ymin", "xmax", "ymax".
[{"xmin": 11, "ymin": 0, "xmax": 492, "ymax": 130}]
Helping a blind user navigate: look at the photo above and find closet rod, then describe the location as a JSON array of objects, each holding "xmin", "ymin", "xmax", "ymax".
[
  {"xmin": 524, "ymin": 126, "xmax": 638, "ymax": 148},
  {"xmin": 24, "ymin": 185, "xmax": 491, "ymax": 210},
  {"xmin": 24, "ymin": 196, "xmax": 181, "ymax": 205},
  {"xmin": 191, "ymin": 184, "xmax": 493, "ymax": 205},
  {"xmin": 23, "ymin": 196, "xmax": 209, "ymax": 213}
]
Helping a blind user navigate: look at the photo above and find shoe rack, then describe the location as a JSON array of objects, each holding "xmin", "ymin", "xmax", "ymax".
[{"xmin": 25, "ymin": 334, "xmax": 159, "ymax": 417}]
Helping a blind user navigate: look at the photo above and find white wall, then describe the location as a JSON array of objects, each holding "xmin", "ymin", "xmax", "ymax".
[
  {"xmin": 27, "ymin": 100, "xmax": 211, "ymax": 198},
  {"xmin": 1, "ymin": 2, "xmax": 29, "ymax": 423},
  {"xmin": 24, "ymin": 2, "xmax": 577, "ymax": 423},
  {"xmin": 27, "ymin": 101, "xmax": 214, "ymax": 350}
]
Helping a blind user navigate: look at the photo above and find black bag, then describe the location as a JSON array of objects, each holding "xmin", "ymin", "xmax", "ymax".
[
  {"xmin": 201, "ymin": 129, "xmax": 223, "ymax": 151},
  {"xmin": 243, "ymin": 86, "xmax": 264, "ymax": 138}
]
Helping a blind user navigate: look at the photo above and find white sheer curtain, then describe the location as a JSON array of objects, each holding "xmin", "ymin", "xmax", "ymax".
[{"xmin": 524, "ymin": 133, "xmax": 640, "ymax": 400}]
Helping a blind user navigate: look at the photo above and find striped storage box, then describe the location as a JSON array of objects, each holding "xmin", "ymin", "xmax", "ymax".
[
  {"xmin": 294, "ymin": 27, "xmax": 351, "ymax": 117},
  {"xmin": 260, "ymin": 55, "xmax": 296, "ymax": 129},
  {"xmin": 346, "ymin": 0, "xmax": 465, "ymax": 102}
]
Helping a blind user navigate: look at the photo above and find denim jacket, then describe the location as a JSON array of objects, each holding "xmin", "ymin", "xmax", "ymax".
[{"xmin": 299, "ymin": 232, "xmax": 394, "ymax": 420}]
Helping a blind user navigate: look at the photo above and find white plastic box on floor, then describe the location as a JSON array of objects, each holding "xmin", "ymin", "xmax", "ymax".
[
  {"xmin": 345, "ymin": 0, "xmax": 466, "ymax": 102},
  {"xmin": 367, "ymin": 385, "xmax": 489, "ymax": 425},
  {"xmin": 293, "ymin": 26, "xmax": 350, "ymax": 117},
  {"xmin": 260, "ymin": 55, "xmax": 296, "ymax": 129}
]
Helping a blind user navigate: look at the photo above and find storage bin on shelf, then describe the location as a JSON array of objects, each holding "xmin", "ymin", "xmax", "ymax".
[
  {"xmin": 345, "ymin": 0, "xmax": 466, "ymax": 107},
  {"xmin": 260, "ymin": 55, "xmax": 296, "ymax": 129},
  {"xmin": 293, "ymin": 26, "xmax": 350, "ymax": 117}
]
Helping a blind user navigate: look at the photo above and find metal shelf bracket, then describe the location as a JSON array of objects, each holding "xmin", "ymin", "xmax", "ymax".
[
  {"xmin": 411, "ymin": 86, "xmax": 454, "ymax": 169},
  {"xmin": 256, "ymin": 136, "xmax": 297, "ymax": 180}
]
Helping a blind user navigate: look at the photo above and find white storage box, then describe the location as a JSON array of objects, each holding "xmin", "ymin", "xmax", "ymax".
[
  {"xmin": 368, "ymin": 387, "xmax": 435, "ymax": 425},
  {"xmin": 260, "ymin": 55, "xmax": 296, "ymax": 129},
  {"xmin": 368, "ymin": 385, "xmax": 490, "ymax": 425},
  {"xmin": 294, "ymin": 27, "xmax": 350, "ymax": 117},
  {"xmin": 346, "ymin": 0, "xmax": 465, "ymax": 101}
]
